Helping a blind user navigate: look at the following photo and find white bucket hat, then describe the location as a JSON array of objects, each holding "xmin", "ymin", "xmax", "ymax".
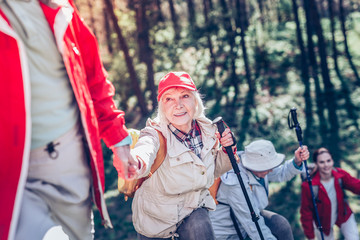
[{"xmin": 241, "ymin": 139, "xmax": 285, "ymax": 172}]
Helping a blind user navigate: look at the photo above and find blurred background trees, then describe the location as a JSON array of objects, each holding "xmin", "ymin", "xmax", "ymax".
[{"xmin": 74, "ymin": 0, "xmax": 360, "ymax": 239}]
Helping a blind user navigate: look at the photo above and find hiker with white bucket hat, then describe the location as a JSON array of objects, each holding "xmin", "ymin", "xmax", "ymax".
[{"xmin": 210, "ymin": 139, "xmax": 309, "ymax": 240}]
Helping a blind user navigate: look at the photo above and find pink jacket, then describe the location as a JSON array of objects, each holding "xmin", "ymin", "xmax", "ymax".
[
  {"xmin": 0, "ymin": 1, "xmax": 128, "ymax": 239},
  {"xmin": 300, "ymin": 168, "xmax": 360, "ymax": 239}
]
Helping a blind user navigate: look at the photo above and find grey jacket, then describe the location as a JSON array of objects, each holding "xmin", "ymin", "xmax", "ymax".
[{"xmin": 209, "ymin": 152, "xmax": 304, "ymax": 240}]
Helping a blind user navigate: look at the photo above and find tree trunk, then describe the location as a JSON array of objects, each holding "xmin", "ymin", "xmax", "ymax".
[
  {"xmin": 237, "ymin": 0, "xmax": 254, "ymax": 147},
  {"xmin": 103, "ymin": 0, "xmax": 148, "ymax": 115},
  {"xmin": 168, "ymin": 0, "xmax": 180, "ymax": 39},
  {"xmin": 276, "ymin": 0, "xmax": 282, "ymax": 23},
  {"xmin": 291, "ymin": 0, "xmax": 313, "ymax": 141},
  {"xmin": 202, "ymin": 0, "xmax": 216, "ymax": 79},
  {"xmin": 257, "ymin": 0, "xmax": 265, "ymax": 27},
  {"xmin": 219, "ymin": 0, "xmax": 239, "ymax": 108},
  {"xmin": 339, "ymin": 0, "xmax": 360, "ymax": 85},
  {"xmin": 208, "ymin": 0, "xmax": 214, "ymax": 10},
  {"xmin": 136, "ymin": 1, "xmax": 157, "ymax": 111},
  {"xmin": 103, "ymin": 6, "xmax": 114, "ymax": 55},
  {"xmin": 155, "ymin": 0, "xmax": 164, "ymax": 22},
  {"xmin": 239, "ymin": 89, "xmax": 255, "ymax": 148},
  {"xmin": 87, "ymin": 0, "xmax": 97, "ymax": 37},
  {"xmin": 328, "ymin": 0, "xmax": 359, "ymax": 130},
  {"xmin": 317, "ymin": 0, "xmax": 327, "ymax": 18},
  {"xmin": 200, "ymin": 0, "xmax": 223, "ymax": 116},
  {"xmin": 235, "ymin": 0, "xmax": 249, "ymax": 31},
  {"xmin": 328, "ymin": 0, "xmax": 342, "ymax": 81},
  {"xmin": 303, "ymin": 0, "xmax": 328, "ymax": 146},
  {"xmin": 186, "ymin": 0, "xmax": 196, "ymax": 28},
  {"xmin": 238, "ymin": 0, "xmax": 251, "ymax": 88},
  {"xmin": 309, "ymin": 0, "xmax": 341, "ymax": 166}
]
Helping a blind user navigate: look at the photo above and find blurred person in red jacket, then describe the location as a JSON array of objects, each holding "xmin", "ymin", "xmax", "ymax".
[
  {"xmin": 300, "ymin": 147, "xmax": 360, "ymax": 240},
  {"xmin": 0, "ymin": 1, "xmax": 140, "ymax": 239}
]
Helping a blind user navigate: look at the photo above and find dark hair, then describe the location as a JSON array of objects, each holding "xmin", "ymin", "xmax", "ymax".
[{"xmin": 312, "ymin": 147, "xmax": 330, "ymax": 163}]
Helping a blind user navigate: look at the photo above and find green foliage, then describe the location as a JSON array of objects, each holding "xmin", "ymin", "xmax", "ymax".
[{"xmin": 94, "ymin": 193, "xmax": 137, "ymax": 240}]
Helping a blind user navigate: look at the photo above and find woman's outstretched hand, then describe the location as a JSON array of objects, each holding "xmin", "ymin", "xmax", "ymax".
[{"xmin": 112, "ymin": 145, "xmax": 142, "ymax": 180}]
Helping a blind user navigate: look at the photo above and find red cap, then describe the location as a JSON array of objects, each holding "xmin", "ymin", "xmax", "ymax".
[{"xmin": 157, "ymin": 72, "xmax": 197, "ymax": 101}]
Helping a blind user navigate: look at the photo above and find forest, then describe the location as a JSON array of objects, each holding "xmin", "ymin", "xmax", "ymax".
[{"xmin": 74, "ymin": 0, "xmax": 360, "ymax": 239}]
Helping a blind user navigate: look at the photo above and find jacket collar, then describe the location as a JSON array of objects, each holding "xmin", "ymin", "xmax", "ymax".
[
  {"xmin": 168, "ymin": 117, "xmax": 217, "ymax": 158},
  {"xmin": 197, "ymin": 117, "xmax": 218, "ymax": 158},
  {"xmin": 311, "ymin": 167, "xmax": 344, "ymax": 185},
  {"xmin": 0, "ymin": 8, "xmax": 12, "ymax": 33},
  {"xmin": 0, "ymin": 8, "xmax": 10, "ymax": 26},
  {"xmin": 147, "ymin": 116, "xmax": 217, "ymax": 158},
  {"xmin": 39, "ymin": 0, "xmax": 73, "ymax": 54}
]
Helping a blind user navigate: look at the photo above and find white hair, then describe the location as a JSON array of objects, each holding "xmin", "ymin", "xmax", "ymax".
[{"xmin": 157, "ymin": 89, "xmax": 205, "ymax": 123}]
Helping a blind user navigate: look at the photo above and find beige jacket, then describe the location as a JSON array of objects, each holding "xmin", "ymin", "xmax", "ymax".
[{"xmin": 131, "ymin": 117, "xmax": 232, "ymax": 238}]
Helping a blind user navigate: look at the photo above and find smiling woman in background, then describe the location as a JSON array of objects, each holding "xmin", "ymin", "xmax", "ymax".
[{"xmin": 300, "ymin": 148, "xmax": 360, "ymax": 240}]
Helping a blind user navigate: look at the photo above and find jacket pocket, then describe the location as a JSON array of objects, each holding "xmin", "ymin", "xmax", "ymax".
[{"xmin": 134, "ymin": 192, "xmax": 179, "ymax": 237}]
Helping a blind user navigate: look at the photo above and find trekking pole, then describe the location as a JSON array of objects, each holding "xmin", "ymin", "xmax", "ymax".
[
  {"xmin": 288, "ymin": 107, "xmax": 324, "ymax": 240},
  {"xmin": 213, "ymin": 117, "xmax": 265, "ymax": 240}
]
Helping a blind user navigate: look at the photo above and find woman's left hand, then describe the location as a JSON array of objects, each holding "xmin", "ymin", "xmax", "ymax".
[{"xmin": 216, "ymin": 128, "xmax": 235, "ymax": 147}]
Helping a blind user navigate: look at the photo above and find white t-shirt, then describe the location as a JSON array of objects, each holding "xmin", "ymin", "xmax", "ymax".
[
  {"xmin": 321, "ymin": 177, "xmax": 338, "ymax": 226},
  {"xmin": 1, "ymin": 0, "xmax": 79, "ymax": 149}
]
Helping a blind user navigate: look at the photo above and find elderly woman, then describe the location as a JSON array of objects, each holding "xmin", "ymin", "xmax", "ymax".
[
  {"xmin": 300, "ymin": 148, "xmax": 360, "ymax": 240},
  {"xmin": 130, "ymin": 72, "xmax": 235, "ymax": 240}
]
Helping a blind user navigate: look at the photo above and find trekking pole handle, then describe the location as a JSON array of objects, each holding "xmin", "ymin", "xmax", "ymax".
[
  {"xmin": 212, "ymin": 117, "xmax": 235, "ymax": 161},
  {"xmin": 213, "ymin": 116, "xmax": 226, "ymax": 135},
  {"xmin": 288, "ymin": 107, "xmax": 303, "ymax": 146}
]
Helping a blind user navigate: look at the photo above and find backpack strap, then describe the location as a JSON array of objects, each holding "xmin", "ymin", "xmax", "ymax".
[
  {"xmin": 209, "ymin": 177, "xmax": 221, "ymax": 204},
  {"xmin": 229, "ymin": 206, "xmax": 245, "ymax": 240},
  {"xmin": 312, "ymin": 185, "xmax": 319, "ymax": 201},
  {"xmin": 208, "ymin": 138, "xmax": 222, "ymax": 204},
  {"xmin": 133, "ymin": 130, "xmax": 166, "ymax": 188},
  {"xmin": 217, "ymin": 201, "xmax": 245, "ymax": 240},
  {"xmin": 333, "ymin": 168, "xmax": 348, "ymax": 215},
  {"xmin": 333, "ymin": 168, "xmax": 343, "ymax": 189},
  {"xmin": 148, "ymin": 130, "xmax": 167, "ymax": 177},
  {"xmin": 119, "ymin": 130, "xmax": 166, "ymax": 199}
]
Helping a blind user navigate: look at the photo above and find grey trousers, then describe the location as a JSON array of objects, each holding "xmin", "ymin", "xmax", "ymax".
[
  {"xmin": 138, "ymin": 207, "xmax": 216, "ymax": 240},
  {"xmin": 261, "ymin": 210, "xmax": 294, "ymax": 240},
  {"xmin": 15, "ymin": 124, "xmax": 93, "ymax": 240}
]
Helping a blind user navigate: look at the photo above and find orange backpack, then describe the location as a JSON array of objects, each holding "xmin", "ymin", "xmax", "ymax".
[
  {"xmin": 118, "ymin": 129, "xmax": 167, "ymax": 200},
  {"xmin": 209, "ymin": 153, "xmax": 239, "ymax": 204},
  {"xmin": 209, "ymin": 177, "xmax": 221, "ymax": 204}
]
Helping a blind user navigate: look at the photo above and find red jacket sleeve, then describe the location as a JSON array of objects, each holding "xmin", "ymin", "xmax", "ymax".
[
  {"xmin": 300, "ymin": 181, "xmax": 315, "ymax": 239},
  {"xmin": 339, "ymin": 168, "xmax": 360, "ymax": 195},
  {"xmin": 70, "ymin": 4, "xmax": 129, "ymax": 146}
]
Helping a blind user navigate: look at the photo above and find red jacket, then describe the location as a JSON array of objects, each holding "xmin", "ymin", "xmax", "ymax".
[
  {"xmin": 300, "ymin": 168, "xmax": 360, "ymax": 239},
  {"xmin": 0, "ymin": 2, "xmax": 128, "ymax": 239}
]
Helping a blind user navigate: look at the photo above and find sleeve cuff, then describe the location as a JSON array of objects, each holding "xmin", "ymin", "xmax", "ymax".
[
  {"xmin": 112, "ymin": 135, "xmax": 132, "ymax": 148},
  {"xmin": 222, "ymin": 146, "xmax": 237, "ymax": 155},
  {"xmin": 292, "ymin": 158, "xmax": 303, "ymax": 170},
  {"xmin": 102, "ymin": 123, "xmax": 129, "ymax": 147}
]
